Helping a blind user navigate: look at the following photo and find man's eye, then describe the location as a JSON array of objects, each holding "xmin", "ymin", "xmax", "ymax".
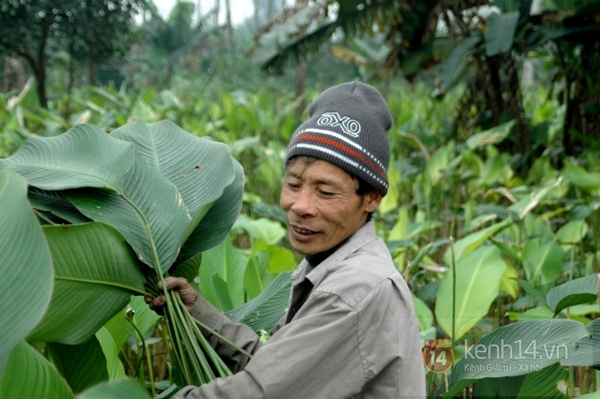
[
  {"xmin": 285, "ymin": 182, "xmax": 300, "ymax": 189},
  {"xmin": 319, "ymin": 190, "xmax": 334, "ymax": 196}
]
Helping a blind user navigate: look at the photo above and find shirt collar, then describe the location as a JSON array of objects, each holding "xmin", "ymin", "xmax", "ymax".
[{"xmin": 291, "ymin": 219, "xmax": 377, "ymax": 286}]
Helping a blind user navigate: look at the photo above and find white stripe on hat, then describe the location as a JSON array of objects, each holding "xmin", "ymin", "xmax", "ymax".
[
  {"xmin": 294, "ymin": 143, "xmax": 360, "ymax": 168},
  {"xmin": 300, "ymin": 128, "xmax": 386, "ymax": 172},
  {"xmin": 303, "ymin": 128, "xmax": 363, "ymax": 150}
]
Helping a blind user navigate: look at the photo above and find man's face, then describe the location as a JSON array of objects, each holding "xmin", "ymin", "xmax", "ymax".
[{"xmin": 280, "ymin": 158, "xmax": 382, "ymax": 255}]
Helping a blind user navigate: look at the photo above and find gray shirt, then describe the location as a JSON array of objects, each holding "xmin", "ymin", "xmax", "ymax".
[{"xmin": 175, "ymin": 220, "xmax": 426, "ymax": 398}]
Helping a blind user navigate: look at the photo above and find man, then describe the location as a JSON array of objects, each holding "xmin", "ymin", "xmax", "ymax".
[{"xmin": 150, "ymin": 81, "xmax": 426, "ymax": 398}]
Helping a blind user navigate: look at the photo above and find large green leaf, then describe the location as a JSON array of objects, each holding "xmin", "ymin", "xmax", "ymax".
[
  {"xmin": 500, "ymin": 262, "xmax": 519, "ymax": 298},
  {"xmin": 0, "ymin": 341, "xmax": 74, "ymax": 399},
  {"xmin": 0, "ymin": 121, "xmax": 216, "ymax": 274},
  {"xmin": 27, "ymin": 223, "xmax": 145, "ymax": 344},
  {"xmin": 517, "ymin": 363, "xmax": 569, "ymax": 397},
  {"xmin": 0, "ymin": 124, "xmax": 134, "ymax": 191},
  {"xmin": 0, "ymin": 170, "xmax": 53, "ymax": 375},
  {"xmin": 438, "ymin": 36, "xmax": 481, "ymax": 94},
  {"xmin": 243, "ymin": 255, "xmax": 264, "ymax": 301},
  {"xmin": 443, "ymin": 218, "xmax": 511, "ymax": 265},
  {"xmin": 424, "ymin": 145, "xmax": 451, "ymax": 185},
  {"xmin": 388, "ymin": 206, "xmax": 409, "ymax": 241},
  {"xmin": 507, "ymin": 306, "xmax": 554, "ymax": 321},
  {"xmin": 436, "ymin": 246, "xmax": 506, "ymax": 340},
  {"xmin": 412, "ymin": 294, "xmax": 434, "ymax": 331},
  {"xmin": 465, "ymin": 120, "xmax": 515, "ymax": 150},
  {"xmin": 378, "ymin": 163, "xmax": 400, "ymax": 215},
  {"xmin": 212, "ymin": 274, "xmax": 235, "ymax": 311},
  {"xmin": 226, "ymin": 271, "xmax": 292, "ymax": 333},
  {"xmin": 179, "ymin": 161, "xmax": 244, "ymax": 261},
  {"xmin": 95, "ymin": 327, "xmax": 126, "ymax": 380},
  {"xmin": 234, "ymin": 214, "xmax": 286, "ymax": 245},
  {"xmin": 78, "ymin": 379, "xmax": 151, "ymax": 399},
  {"xmin": 508, "ymin": 178, "xmax": 564, "ymax": 219},
  {"xmin": 103, "ymin": 311, "xmax": 128, "ymax": 352},
  {"xmin": 522, "ymin": 238, "xmax": 564, "ymax": 286},
  {"xmin": 171, "ymin": 253, "xmax": 202, "ymax": 282},
  {"xmin": 67, "ymin": 155, "xmax": 191, "ymax": 272},
  {"xmin": 27, "ymin": 187, "xmax": 90, "ymax": 224},
  {"xmin": 563, "ymin": 159, "xmax": 600, "ymax": 195},
  {"xmin": 547, "ymin": 274, "xmax": 599, "ymax": 315},
  {"xmin": 254, "ymin": 240, "xmax": 297, "ymax": 273},
  {"xmin": 485, "ymin": 11, "xmax": 520, "ymax": 56},
  {"xmin": 555, "ymin": 219, "xmax": 588, "ymax": 246},
  {"xmin": 110, "ymin": 120, "xmax": 236, "ymax": 231},
  {"xmin": 47, "ymin": 335, "xmax": 109, "ymax": 394},
  {"xmin": 250, "ymin": 4, "xmax": 333, "ymax": 67},
  {"xmin": 561, "ymin": 318, "xmax": 600, "ymax": 367},
  {"xmin": 446, "ymin": 319, "xmax": 588, "ymax": 394},
  {"xmin": 199, "ymin": 239, "xmax": 246, "ymax": 311},
  {"xmin": 472, "ymin": 375, "xmax": 525, "ymax": 397}
]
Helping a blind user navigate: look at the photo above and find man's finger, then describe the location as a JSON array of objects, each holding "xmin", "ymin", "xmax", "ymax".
[
  {"xmin": 149, "ymin": 295, "xmax": 166, "ymax": 309},
  {"xmin": 158, "ymin": 276, "xmax": 187, "ymax": 291}
]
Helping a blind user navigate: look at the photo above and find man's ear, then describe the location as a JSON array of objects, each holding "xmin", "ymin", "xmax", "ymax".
[{"xmin": 364, "ymin": 190, "xmax": 383, "ymax": 213}]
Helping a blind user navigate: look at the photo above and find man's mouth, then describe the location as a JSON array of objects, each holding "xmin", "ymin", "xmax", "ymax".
[{"xmin": 292, "ymin": 226, "xmax": 317, "ymax": 235}]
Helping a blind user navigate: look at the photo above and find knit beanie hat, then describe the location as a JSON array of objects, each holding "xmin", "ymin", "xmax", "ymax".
[{"xmin": 286, "ymin": 81, "xmax": 392, "ymax": 196}]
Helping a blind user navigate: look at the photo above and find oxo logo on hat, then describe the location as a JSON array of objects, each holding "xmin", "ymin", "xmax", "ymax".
[{"xmin": 316, "ymin": 112, "xmax": 362, "ymax": 137}]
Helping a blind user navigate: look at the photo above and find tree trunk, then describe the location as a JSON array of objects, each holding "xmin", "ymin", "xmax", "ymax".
[
  {"xmin": 225, "ymin": 0, "xmax": 232, "ymax": 31},
  {"xmin": 88, "ymin": 56, "xmax": 97, "ymax": 86},
  {"xmin": 166, "ymin": 60, "xmax": 173, "ymax": 86},
  {"xmin": 560, "ymin": 40, "xmax": 600, "ymax": 157},
  {"xmin": 33, "ymin": 57, "xmax": 47, "ymax": 108},
  {"xmin": 214, "ymin": 0, "xmax": 221, "ymax": 27},
  {"xmin": 9, "ymin": 56, "xmax": 46, "ymax": 108},
  {"xmin": 67, "ymin": 39, "xmax": 76, "ymax": 96},
  {"xmin": 225, "ymin": 0, "xmax": 234, "ymax": 51},
  {"xmin": 1, "ymin": 57, "xmax": 27, "ymax": 93},
  {"xmin": 67, "ymin": 56, "xmax": 75, "ymax": 95},
  {"xmin": 34, "ymin": 20, "xmax": 52, "ymax": 107},
  {"xmin": 503, "ymin": 53, "xmax": 530, "ymax": 159},
  {"xmin": 563, "ymin": 75, "xmax": 573, "ymax": 159}
]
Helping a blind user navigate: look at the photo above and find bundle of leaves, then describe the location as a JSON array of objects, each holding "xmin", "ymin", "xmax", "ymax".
[{"xmin": 0, "ymin": 120, "xmax": 245, "ymax": 392}]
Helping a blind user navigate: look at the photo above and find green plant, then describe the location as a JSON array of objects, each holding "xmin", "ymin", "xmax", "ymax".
[
  {"xmin": 443, "ymin": 275, "xmax": 600, "ymax": 397},
  {"xmin": 0, "ymin": 120, "xmax": 244, "ymax": 394}
]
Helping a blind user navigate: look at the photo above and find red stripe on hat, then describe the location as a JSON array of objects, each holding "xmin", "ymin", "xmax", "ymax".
[{"xmin": 295, "ymin": 133, "xmax": 386, "ymax": 179}]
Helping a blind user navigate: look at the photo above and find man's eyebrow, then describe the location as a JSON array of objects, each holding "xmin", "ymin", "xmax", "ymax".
[
  {"xmin": 284, "ymin": 171, "xmax": 303, "ymax": 179},
  {"xmin": 313, "ymin": 178, "xmax": 340, "ymax": 186},
  {"xmin": 285, "ymin": 173, "xmax": 340, "ymax": 187}
]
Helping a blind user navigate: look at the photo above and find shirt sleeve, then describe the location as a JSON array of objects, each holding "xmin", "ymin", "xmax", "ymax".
[
  {"xmin": 187, "ymin": 294, "xmax": 264, "ymax": 373},
  {"xmin": 173, "ymin": 290, "xmax": 367, "ymax": 399}
]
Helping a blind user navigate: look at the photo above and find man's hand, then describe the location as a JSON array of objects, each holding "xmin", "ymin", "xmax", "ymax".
[{"xmin": 145, "ymin": 277, "xmax": 199, "ymax": 313}]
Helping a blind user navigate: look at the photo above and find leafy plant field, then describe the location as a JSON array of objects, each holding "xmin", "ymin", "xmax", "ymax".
[{"xmin": 0, "ymin": 80, "xmax": 599, "ymax": 398}]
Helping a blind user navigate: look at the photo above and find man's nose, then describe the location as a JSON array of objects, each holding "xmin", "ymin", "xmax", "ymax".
[{"xmin": 291, "ymin": 188, "xmax": 316, "ymax": 216}]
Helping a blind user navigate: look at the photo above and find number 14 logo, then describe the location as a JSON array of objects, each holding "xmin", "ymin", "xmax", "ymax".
[{"xmin": 422, "ymin": 339, "xmax": 454, "ymax": 373}]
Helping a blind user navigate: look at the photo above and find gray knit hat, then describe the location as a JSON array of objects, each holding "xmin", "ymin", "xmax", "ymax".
[{"xmin": 286, "ymin": 81, "xmax": 392, "ymax": 196}]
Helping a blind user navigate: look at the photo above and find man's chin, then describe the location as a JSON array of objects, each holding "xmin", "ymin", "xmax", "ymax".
[{"xmin": 290, "ymin": 242, "xmax": 317, "ymax": 256}]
